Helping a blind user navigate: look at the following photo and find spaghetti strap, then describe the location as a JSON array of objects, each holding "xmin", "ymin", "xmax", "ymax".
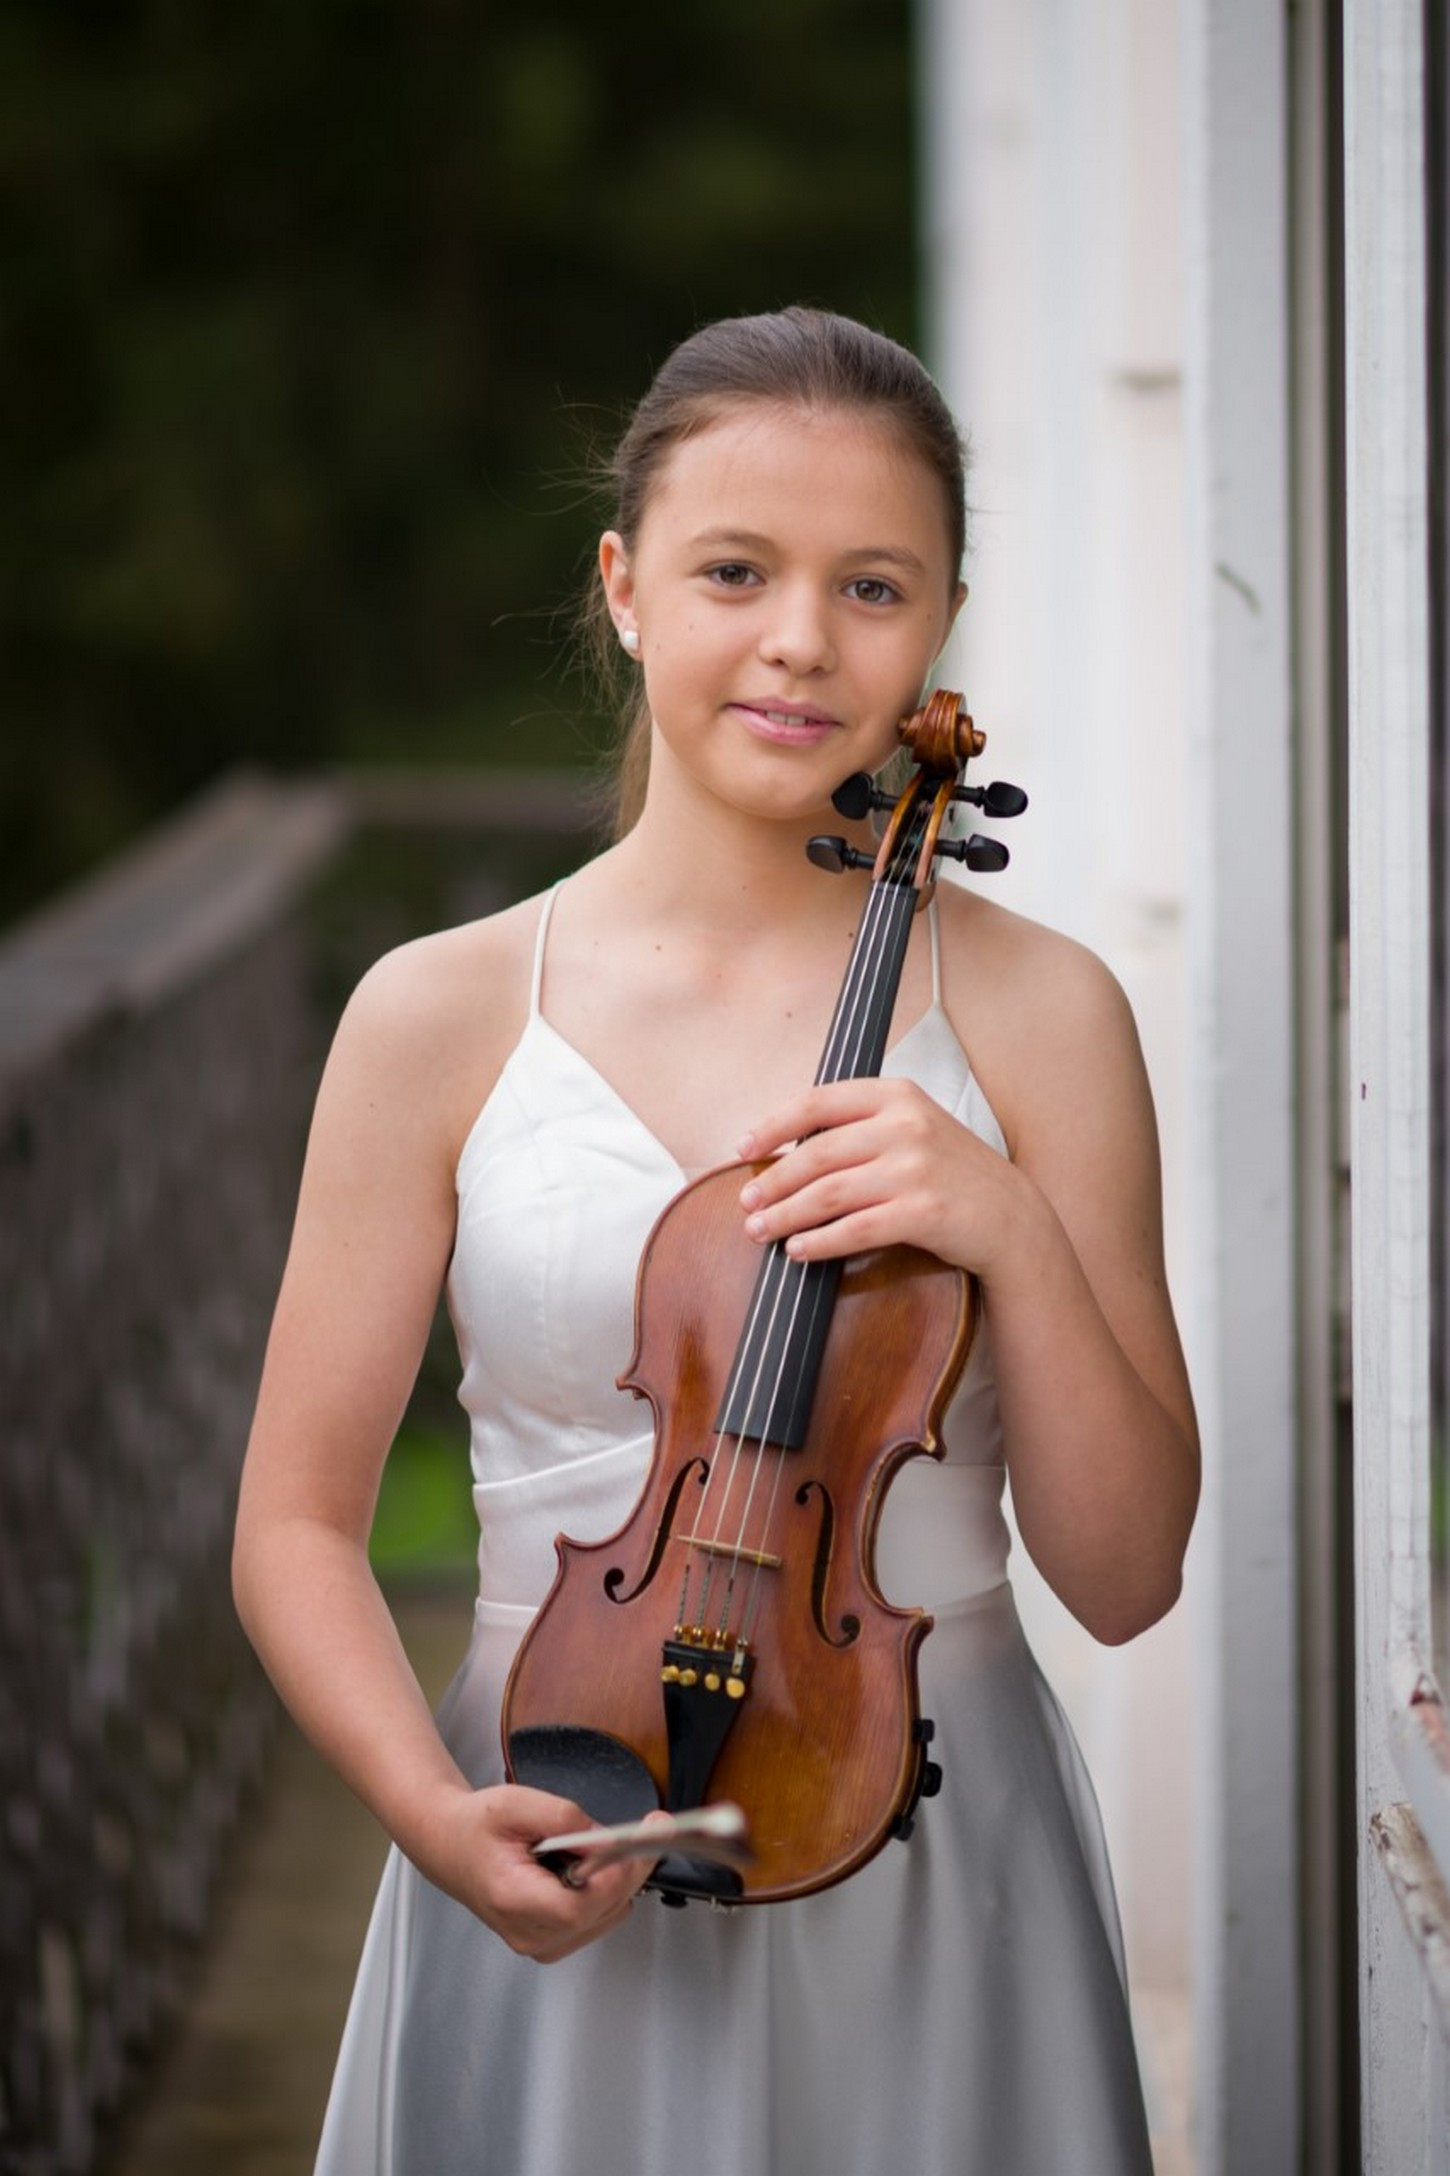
[
  {"xmin": 529, "ymin": 883, "xmax": 563, "ymax": 1018},
  {"xmin": 927, "ymin": 895, "xmax": 943, "ymax": 1007}
]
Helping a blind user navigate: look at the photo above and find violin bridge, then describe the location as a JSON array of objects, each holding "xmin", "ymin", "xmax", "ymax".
[{"xmin": 675, "ymin": 1536, "xmax": 782, "ymax": 1571}]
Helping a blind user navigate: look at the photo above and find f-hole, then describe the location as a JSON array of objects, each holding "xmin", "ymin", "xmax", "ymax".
[
  {"xmin": 796, "ymin": 1478, "xmax": 861, "ymax": 1649},
  {"xmin": 604, "ymin": 1458, "xmax": 707, "ymax": 1605}
]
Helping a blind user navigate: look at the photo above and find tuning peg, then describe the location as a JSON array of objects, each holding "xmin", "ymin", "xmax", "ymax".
[
  {"xmin": 831, "ymin": 774, "xmax": 874, "ymax": 820},
  {"xmin": 936, "ymin": 833, "xmax": 1010, "ymax": 875},
  {"xmin": 830, "ymin": 773, "xmax": 896, "ymax": 821},
  {"xmin": 985, "ymin": 781, "xmax": 1028, "ymax": 818},
  {"xmin": 951, "ymin": 780, "xmax": 1028, "ymax": 819},
  {"xmin": 807, "ymin": 835, "xmax": 876, "ymax": 875}
]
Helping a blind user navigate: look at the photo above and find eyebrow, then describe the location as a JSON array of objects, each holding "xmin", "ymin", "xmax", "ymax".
[{"xmin": 688, "ymin": 527, "xmax": 930, "ymax": 574}]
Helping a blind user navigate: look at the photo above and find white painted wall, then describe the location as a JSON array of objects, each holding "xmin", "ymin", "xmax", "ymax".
[{"xmin": 920, "ymin": 0, "xmax": 1197, "ymax": 2151}]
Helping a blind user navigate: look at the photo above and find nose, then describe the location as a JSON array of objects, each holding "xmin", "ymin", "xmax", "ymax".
[{"xmin": 758, "ymin": 581, "xmax": 835, "ymax": 676}]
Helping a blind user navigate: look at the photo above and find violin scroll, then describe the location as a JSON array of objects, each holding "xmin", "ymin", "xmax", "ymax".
[
  {"xmin": 900, "ymin": 686, "xmax": 986, "ymax": 772},
  {"xmin": 812, "ymin": 687, "xmax": 1027, "ymax": 895}
]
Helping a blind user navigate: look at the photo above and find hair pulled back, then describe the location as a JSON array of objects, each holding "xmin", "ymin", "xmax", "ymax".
[{"xmin": 591, "ymin": 306, "xmax": 968, "ymax": 834}]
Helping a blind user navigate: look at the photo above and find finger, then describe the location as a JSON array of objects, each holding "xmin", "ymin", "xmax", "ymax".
[
  {"xmin": 738, "ymin": 1079, "xmax": 893, "ymax": 1161},
  {"xmin": 740, "ymin": 1125, "xmax": 882, "ymax": 1218},
  {"xmin": 778, "ymin": 1203, "xmax": 907, "ymax": 1261},
  {"xmin": 528, "ymin": 1854, "xmax": 648, "ymax": 1953},
  {"xmin": 531, "ymin": 1892, "xmax": 638, "ymax": 1965},
  {"xmin": 742, "ymin": 1164, "xmax": 883, "ymax": 1244},
  {"xmin": 499, "ymin": 1853, "xmax": 642, "ymax": 1954},
  {"xmin": 546, "ymin": 1846, "xmax": 653, "ymax": 1908},
  {"xmin": 500, "ymin": 1786, "xmax": 599, "ymax": 1841}
]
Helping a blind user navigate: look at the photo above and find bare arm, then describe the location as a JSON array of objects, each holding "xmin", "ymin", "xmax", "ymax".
[
  {"xmin": 233, "ymin": 932, "xmax": 647, "ymax": 1957},
  {"xmin": 966, "ymin": 949, "xmax": 1197, "ymax": 1641},
  {"xmin": 735, "ymin": 927, "xmax": 1198, "ymax": 1645}
]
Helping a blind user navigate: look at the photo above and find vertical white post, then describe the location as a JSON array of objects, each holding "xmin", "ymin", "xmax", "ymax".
[
  {"xmin": 1179, "ymin": 3, "xmax": 1300, "ymax": 2170},
  {"xmin": 1343, "ymin": 4, "xmax": 1450, "ymax": 2167}
]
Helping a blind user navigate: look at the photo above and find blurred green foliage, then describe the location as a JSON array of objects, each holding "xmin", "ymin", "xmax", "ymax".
[
  {"xmin": 0, "ymin": 0, "xmax": 916, "ymax": 925},
  {"xmin": 369, "ymin": 1423, "xmax": 477, "ymax": 1584}
]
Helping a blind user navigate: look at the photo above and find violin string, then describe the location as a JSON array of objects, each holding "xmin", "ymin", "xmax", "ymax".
[
  {"xmin": 687, "ymin": 863, "xmax": 904, "ymax": 1645},
  {"xmin": 683, "ymin": 1248, "xmax": 800, "ymax": 1635},
  {"xmin": 711, "ymin": 870, "xmax": 905, "ymax": 1632},
  {"xmin": 677, "ymin": 786, "xmax": 929, "ymax": 1654},
  {"xmin": 679, "ymin": 820, "xmax": 915, "ymax": 1634},
  {"xmin": 734, "ymin": 883, "xmax": 911, "ymax": 1649},
  {"xmin": 731, "ymin": 801, "xmax": 927, "ymax": 1647},
  {"xmin": 698, "ymin": 888, "xmax": 892, "ymax": 1630}
]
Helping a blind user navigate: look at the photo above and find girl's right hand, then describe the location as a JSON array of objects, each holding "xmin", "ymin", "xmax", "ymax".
[{"xmin": 420, "ymin": 1782, "xmax": 653, "ymax": 1963}]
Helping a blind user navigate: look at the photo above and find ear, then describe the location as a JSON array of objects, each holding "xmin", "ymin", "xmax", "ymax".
[
  {"xmin": 939, "ymin": 578, "xmax": 968, "ymax": 654},
  {"xmin": 599, "ymin": 531, "xmax": 636, "ymax": 637}
]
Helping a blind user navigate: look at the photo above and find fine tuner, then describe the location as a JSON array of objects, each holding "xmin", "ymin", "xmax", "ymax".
[{"xmin": 808, "ymin": 767, "xmax": 1028, "ymax": 880}]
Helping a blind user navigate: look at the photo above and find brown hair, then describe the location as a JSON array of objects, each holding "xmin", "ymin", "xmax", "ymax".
[{"xmin": 586, "ymin": 307, "xmax": 969, "ymax": 835}]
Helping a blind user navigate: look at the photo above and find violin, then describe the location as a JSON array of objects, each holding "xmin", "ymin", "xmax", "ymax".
[{"xmin": 503, "ymin": 690, "xmax": 1026, "ymax": 1904}]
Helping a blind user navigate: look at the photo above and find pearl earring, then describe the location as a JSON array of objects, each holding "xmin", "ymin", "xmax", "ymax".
[{"xmin": 620, "ymin": 628, "xmax": 641, "ymax": 656}]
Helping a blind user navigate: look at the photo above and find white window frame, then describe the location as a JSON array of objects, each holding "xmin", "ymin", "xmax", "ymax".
[{"xmin": 1346, "ymin": 0, "xmax": 1450, "ymax": 2163}]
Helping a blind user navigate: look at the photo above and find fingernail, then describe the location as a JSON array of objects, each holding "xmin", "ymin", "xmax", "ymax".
[
  {"xmin": 746, "ymin": 1214, "xmax": 767, "ymax": 1240},
  {"xmin": 737, "ymin": 1132, "xmax": 756, "ymax": 1157},
  {"xmin": 740, "ymin": 1181, "xmax": 760, "ymax": 1208}
]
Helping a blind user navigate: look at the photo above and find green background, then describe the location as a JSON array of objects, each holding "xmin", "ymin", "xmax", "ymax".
[{"xmin": 1, "ymin": 0, "xmax": 917, "ymax": 927}]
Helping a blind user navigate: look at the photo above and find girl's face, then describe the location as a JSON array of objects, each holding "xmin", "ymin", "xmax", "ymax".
[{"xmin": 599, "ymin": 403, "xmax": 965, "ymax": 825}]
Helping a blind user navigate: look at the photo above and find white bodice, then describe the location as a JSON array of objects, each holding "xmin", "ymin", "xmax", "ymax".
[{"xmin": 446, "ymin": 888, "xmax": 1012, "ymax": 1617}]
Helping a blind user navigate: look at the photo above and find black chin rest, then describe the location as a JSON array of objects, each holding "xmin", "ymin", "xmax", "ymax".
[
  {"xmin": 508, "ymin": 1724, "xmax": 661, "ymax": 1824},
  {"xmin": 507, "ymin": 1724, "xmax": 744, "ymax": 1905}
]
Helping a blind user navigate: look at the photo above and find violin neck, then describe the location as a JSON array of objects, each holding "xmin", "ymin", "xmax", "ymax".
[
  {"xmin": 815, "ymin": 880, "xmax": 918, "ymax": 1086},
  {"xmin": 711, "ymin": 877, "xmax": 920, "ymax": 1454}
]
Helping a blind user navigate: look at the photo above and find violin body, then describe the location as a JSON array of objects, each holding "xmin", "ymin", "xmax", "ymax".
[{"xmin": 502, "ymin": 1158, "xmax": 977, "ymax": 1903}]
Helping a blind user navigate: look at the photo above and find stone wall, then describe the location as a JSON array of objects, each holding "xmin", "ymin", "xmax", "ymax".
[
  {"xmin": 0, "ymin": 768, "xmax": 593, "ymax": 2174},
  {"xmin": 0, "ymin": 779, "xmax": 345, "ymax": 2173}
]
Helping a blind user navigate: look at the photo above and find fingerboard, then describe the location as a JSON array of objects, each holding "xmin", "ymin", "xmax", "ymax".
[{"xmin": 713, "ymin": 879, "xmax": 919, "ymax": 1449}]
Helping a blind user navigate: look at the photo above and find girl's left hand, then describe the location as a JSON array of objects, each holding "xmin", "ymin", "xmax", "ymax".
[{"xmin": 737, "ymin": 1077, "xmax": 1021, "ymax": 1275}]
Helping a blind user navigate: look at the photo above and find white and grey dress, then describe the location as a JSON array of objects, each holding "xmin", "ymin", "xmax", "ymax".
[{"xmin": 314, "ymin": 888, "xmax": 1153, "ymax": 2176}]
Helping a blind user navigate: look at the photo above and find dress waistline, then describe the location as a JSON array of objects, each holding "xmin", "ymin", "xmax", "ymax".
[{"xmin": 471, "ymin": 1440, "xmax": 1011, "ymax": 1623}]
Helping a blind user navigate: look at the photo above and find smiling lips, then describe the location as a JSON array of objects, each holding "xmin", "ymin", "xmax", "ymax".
[{"xmin": 734, "ymin": 701, "xmax": 842, "ymax": 744}]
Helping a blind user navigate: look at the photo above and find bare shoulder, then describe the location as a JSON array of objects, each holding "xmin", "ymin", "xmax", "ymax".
[
  {"xmin": 936, "ymin": 885, "xmax": 1192, "ymax": 1442},
  {"xmin": 321, "ymin": 891, "xmax": 548, "ymax": 1166},
  {"xmin": 934, "ymin": 884, "xmax": 1144, "ymax": 1160}
]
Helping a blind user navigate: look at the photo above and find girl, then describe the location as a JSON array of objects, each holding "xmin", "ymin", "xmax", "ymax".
[{"xmin": 234, "ymin": 307, "xmax": 1198, "ymax": 2175}]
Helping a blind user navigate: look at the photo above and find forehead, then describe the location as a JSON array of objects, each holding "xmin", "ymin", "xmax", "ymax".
[{"xmin": 638, "ymin": 403, "xmax": 955, "ymax": 563}]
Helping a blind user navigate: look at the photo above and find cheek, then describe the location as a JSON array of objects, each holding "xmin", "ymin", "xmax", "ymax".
[
  {"xmin": 911, "ymin": 600, "xmax": 955, "ymax": 654},
  {"xmin": 647, "ymin": 610, "xmax": 736, "ymax": 684}
]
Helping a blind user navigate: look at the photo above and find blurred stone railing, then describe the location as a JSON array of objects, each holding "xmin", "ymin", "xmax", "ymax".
[{"xmin": 0, "ymin": 768, "xmax": 594, "ymax": 2174}]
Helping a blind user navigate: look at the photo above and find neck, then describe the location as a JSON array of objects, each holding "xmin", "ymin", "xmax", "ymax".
[{"xmin": 613, "ymin": 748, "xmax": 880, "ymax": 941}]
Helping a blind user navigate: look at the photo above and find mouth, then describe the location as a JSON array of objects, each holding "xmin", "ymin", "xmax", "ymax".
[{"xmin": 732, "ymin": 701, "xmax": 842, "ymax": 744}]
